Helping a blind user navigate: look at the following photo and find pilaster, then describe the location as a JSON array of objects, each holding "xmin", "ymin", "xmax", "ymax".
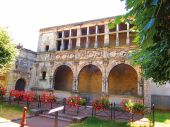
[
  {"xmin": 94, "ymin": 25, "xmax": 98, "ymax": 48},
  {"xmin": 116, "ymin": 24, "xmax": 119, "ymax": 46},
  {"xmin": 76, "ymin": 27, "xmax": 81, "ymax": 49},
  {"xmin": 104, "ymin": 24, "xmax": 109, "ymax": 47},
  {"xmin": 126, "ymin": 23, "xmax": 130, "ymax": 46},
  {"xmin": 60, "ymin": 31, "xmax": 64, "ymax": 51}
]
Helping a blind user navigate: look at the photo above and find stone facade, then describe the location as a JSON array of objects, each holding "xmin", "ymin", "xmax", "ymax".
[
  {"xmin": 5, "ymin": 16, "xmax": 151, "ymax": 107},
  {"xmin": 7, "ymin": 47, "xmax": 37, "ymax": 92}
]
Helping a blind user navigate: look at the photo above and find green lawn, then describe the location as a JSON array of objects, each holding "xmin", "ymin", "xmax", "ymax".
[
  {"xmin": 148, "ymin": 111, "xmax": 170, "ymax": 127},
  {"xmin": 69, "ymin": 111, "xmax": 170, "ymax": 127},
  {"xmin": 69, "ymin": 117, "xmax": 130, "ymax": 127},
  {"xmin": 0, "ymin": 103, "xmax": 25, "ymax": 120}
]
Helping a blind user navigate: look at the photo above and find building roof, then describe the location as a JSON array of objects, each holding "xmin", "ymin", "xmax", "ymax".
[{"xmin": 39, "ymin": 16, "xmax": 117, "ymax": 32}]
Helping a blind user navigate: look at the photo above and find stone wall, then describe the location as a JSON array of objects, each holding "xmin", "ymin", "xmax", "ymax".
[{"xmin": 7, "ymin": 47, "xmax": 37, "ymax": 91}]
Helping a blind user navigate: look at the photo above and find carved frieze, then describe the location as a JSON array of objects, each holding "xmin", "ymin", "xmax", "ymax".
[{"xmin": 37, "ymin": 48, "xmax": 132, "ymax": 62}]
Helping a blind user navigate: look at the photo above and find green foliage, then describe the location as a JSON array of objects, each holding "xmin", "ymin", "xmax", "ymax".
[
  {"xmin": 110, "ymin": 0, "xmax": 170, "ymax": 85},
  {"xmin": 69, "ymin": 117, "xmax": 130, "ymax": 127},
  {"xmin": 122, "ymin": 99, "xmax": 144, "ymax": 114},
  {"xmin": 0, "ymin": 27, "xmax": 18, "ymax": 73},
  {"xmin": 132, "ymin": 103, "xmax": 144, "ymax": 113}
]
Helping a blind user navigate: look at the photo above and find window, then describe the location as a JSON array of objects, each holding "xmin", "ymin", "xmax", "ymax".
[
  {"xmin": 45, "ymin": 45, "xmax": 49, "ymax": 52},
  {"xmin": 42, "ymin": 71, "xmax": 46, "ymax": 80},
  {"xmin": 58, "ymin": 32, "xmax": 62, "ymax": 38},
  {"xmin": 57, "ymin": 41, "xmax": 61, "ymax": 51},
  {"xmin": 64, "ymin": 40, "xmax": 69, "ymax": 50}
]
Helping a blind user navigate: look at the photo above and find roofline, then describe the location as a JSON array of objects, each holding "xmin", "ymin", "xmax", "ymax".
[
  {"xmin": 39, "ymin": 15, "xmax": 121, "ymax": 32},
  {"xmin": 20, "ymin": 47, "xmax": 37, "ymax": 54}
]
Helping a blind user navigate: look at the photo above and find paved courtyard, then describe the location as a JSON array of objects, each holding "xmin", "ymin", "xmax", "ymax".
[{"xmin": 0, "ymin": 116, "xmax": 70, "ymax": 127}]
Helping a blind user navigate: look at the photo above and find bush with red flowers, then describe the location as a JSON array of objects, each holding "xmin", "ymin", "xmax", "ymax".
[
  {"xmin": 23, "ymin": 91, "xmax": 36, "ymax": 102},
  {"xmin": 10, "ymin": 90, "xmax": 24, "ymax": 99},
  {"xmin": 92, "ymin": 96, "xmax": 110, "ymax": 111},
  {"xmin": 0, "ymin": 86, "xmax": 6, "ymax": 96},
  {"xmin": 121, "ymin": 99, "xmax": 144, "ymax": 114},
  {"xmin": 40, "ymin": 92, "xmax": 56, "ymax": 103},
  {"xmin": 66, "ymin": 96, "xmax": 86, "ymax": 108}
]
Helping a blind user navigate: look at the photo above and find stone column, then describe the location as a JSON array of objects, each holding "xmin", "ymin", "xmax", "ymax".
[
  {"xmin": 85, "ymin": 27, "xmax": 90, "ymax": 48},
  {"xmin": 76, "ymin": 27, "xmax": 81, "ymax": 49},
  {"xmin": 60, "ymin": 31, "xmax": 64, "ymax": 51},
  {"xmin": 116, "ymin": 24, "xmax": 119, "ymax": 46},
  {"xmin": 68, "ymin": 29, "xmax": 72, "ymax": 50},
  {"xmin": 94, "ymin": 25, "xmax": 98, "ymax": 48},
  {"xmin": 102, "ymin": 77, "xmax": 108, "ymax": 93},
  {"xmin": 144, "ymin": 79, "xmax": 151, "ymax": 108},
  {"xmin": 126, "ymin": 23, "xmax": 130, "ymax": 46},
  {"xmin": 72, "ymin": 77, "xmax": 78, "ymax": 92},
  {"xmin": 104, "ymin": 24, "xmax": 109, "ymax": 47}
]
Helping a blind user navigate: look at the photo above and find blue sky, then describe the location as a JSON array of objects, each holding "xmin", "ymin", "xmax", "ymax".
[{"xmin": 0, "ymin": 0, "xmax": 126, "ymax": 51}]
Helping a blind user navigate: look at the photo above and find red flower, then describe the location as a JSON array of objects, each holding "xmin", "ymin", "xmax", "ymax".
[
  {"xmin": 92, "ymin": 96, "xmax": 110, "ymax": 111},
  {"xmin": 23, "ymin": 91, "xmax": 36, "ymax": 102},
  {"xmin": 66, "ymin": 96, "xmax": 86, "ymax": 108},
  {"xmin": 0, "ymin": 87, "xmax": 6, "ymax": 96},
  {"xmin": 10, "ymin": 90, "xmax": 24, "ymax": 99},
  {"xmin": 40, "ymin": 92, "xmax": 56, "ymax": 103}
]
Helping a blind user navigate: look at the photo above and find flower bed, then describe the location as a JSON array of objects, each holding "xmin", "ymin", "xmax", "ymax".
[
  {"xmin": 40, "ymin": 92, "xmax": 56, "ymax": 103},
  {"xmin": 23, "ymin": 91, "xmax": 36, "ymax": 102},
  {"xmin": 92, "ymin": 96, "xmax": 110, "ymax": 111},
  {"xmin": 121, "ymin": 99, "xmax": 144, "ymax": 114},
  {"xmin": 0, "ymin": 86, "xmax": 6, "ymax": 96},
  {"xmin": 10, "ymin": 90, "xmax": 24, "ymax": 99},
  {"xmin": 66, "ymin": 96, "xmax": 86, "ymax": 108}
]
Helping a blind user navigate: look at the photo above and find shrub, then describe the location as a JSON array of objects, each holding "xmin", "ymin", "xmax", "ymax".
[
  {"xmin": 66, "ymin": 96, "xmax": 86, "ymax": 108},
  {"xmin": 121, "ymin": 99, "xmax": 144, "ymax": 114},
  {"xmin": 0, "ymin": 86, "xmax": 6, "ymax": 96},
  {"xmin": 23, "ymin": 91, "xmax": 36, "ymax": 102},
  {"xmin": 92, "ymin": 96, "xmax": 110, "ymax": 111},
  {"xmin": 40, "ymin": 92, "xmax": 56, "ymax": 103},
  {"xmin": 10, "ymin": 90, "xmax": 24, "ymax": 99}
]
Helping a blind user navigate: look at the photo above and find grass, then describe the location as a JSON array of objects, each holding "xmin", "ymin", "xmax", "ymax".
[
  {"xmin": 69, "ymin": 111, "xmax": 170, "ymax": 127},
  {"xmin": 0, "ymin": 103, "xmax": 25, "ymax": 120},
  {"xmin": 69, "ymin": 117, "xmax": 130, "ymax": 127},
  {"xmin": 146, "ymin": 111, "xmax": 170, "ymax": 127}
]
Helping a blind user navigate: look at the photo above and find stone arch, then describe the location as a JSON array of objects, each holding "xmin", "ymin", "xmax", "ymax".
[
  {"xmin": 108, "ymin": 63, "xmax": 138, "ymax": 95},
  {"xmin": 15, "ymin": 78, "xmax": 26, "ymax": 91},
  {"xmin": 78, "ymin": 64, "xmax": 102, "ymax": 94},
  {"xmin": 77, "ymin": 62, "xmax": 103, "ymax": 77},
  {"xmin": 53, "ymin": 65, "xmax": 73, "ymax": 91},
  {"xmin": 52, "ymin": 62, "xmax": 75, "ymax": 77},
  {"xmin": 106, "ymin": 61, "xmax": 139, "ymax": 78}
]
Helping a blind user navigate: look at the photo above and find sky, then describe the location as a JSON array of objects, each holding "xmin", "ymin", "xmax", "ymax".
[{"xmin": 0, "ymin": 0, "xmax": 126, "ymax": 51}]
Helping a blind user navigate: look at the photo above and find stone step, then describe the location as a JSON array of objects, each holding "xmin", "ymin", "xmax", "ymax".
[
  {"xmin": 40, "ymin": 112, "xmax": 88, "ymax": 123},
  {"xmin": 39, "ymin": 114, "xmax": 72, "ymax": 122}
]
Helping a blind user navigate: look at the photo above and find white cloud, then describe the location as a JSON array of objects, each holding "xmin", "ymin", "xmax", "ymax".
[{"xmin": 0, "ymin": 0, "xmax": 126, "ymax": 51}]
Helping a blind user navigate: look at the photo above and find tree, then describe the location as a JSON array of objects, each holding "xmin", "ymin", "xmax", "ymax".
[
  {"xmin": 0, "ymin": 27, "xmax": 18, "ymax": 73},
  {"xmin": 109, "ymin": 0, "xmax": 170, "ymax": 85}
]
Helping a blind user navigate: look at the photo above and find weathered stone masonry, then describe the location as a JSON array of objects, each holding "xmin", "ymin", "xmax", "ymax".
[{"xmin": 6, "ymin": 16, "xmax": 151, "ymax": 107}]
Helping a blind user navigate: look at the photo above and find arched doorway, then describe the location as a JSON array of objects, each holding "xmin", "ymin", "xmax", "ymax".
[
  {"xmin": 15, "ymin": 78, "xmax": 26, "ymax": 91},
  {"xmin": 79, "ymin": 64, "xmax": 102, "ymax": 94},
  {"xmin": 108, "ymin": 63, "xmax": 138, "ymax": 95},
  {"xmin": 53, "ymin": 65, "xmax": 73, "ymax": 91}
]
